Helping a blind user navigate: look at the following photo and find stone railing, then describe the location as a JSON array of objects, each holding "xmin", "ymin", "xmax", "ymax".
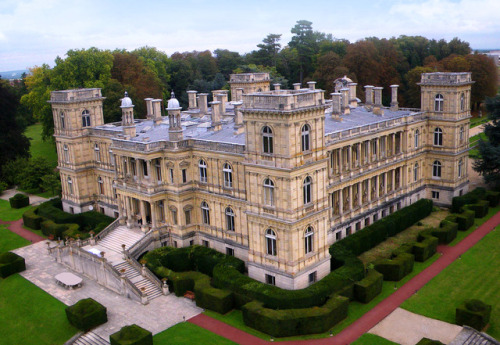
[
  {"xmin": 95, "ymin": 218, "xmax": 121, "ymax": 241},
  {"xmin": 128, "ymin": 232, "xmax": 154, "ymax": 259},
  {"xmin": 112, "ymin": 138, "xmax": 244, "ymax": 154},
  {"xmin": 242, "ymin": 90, "xmax": 324, "ymax": 111},
  {"xmin": 126, "ymin": 254, "xmax": 164, "ymax": 292},
  {"xmin": 230, "ymin": 73, "xmax": 270, "ymax": 82},
  {"xmin": 50, "ymin": 89, "xmax": 102, "ymax": 102},
  {"xmin": 420, "ymin": 72, "xmax": 472, "ymax": 85}
]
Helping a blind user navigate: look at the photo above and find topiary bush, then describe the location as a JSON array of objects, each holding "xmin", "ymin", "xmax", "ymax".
[
  {"xmin": 0, "ymin": 252, "xmax": 26, "ymax": 278},
  {"xmin": 485, "ymin": 191, "xmax": 500, "ymax": 207},
  {"xmin": 456, "ymin": 299, "xmax": 492, "ymax": 331},
  {"xmin": 22, "ymin": 207, "xmax": 43, "ymax": 229},
  {"xmin": 354, "ymin": 269, "xmax": 383, "ymax": 303},
  {"xmin": 65, "ymin": 298, "xmax": 107, "ymax": 331},
  {"xmin": 451, "ymin": 188, "xmax": 486, "ymax": 213},
  {"xmin": 465, "ymin": 200, "xmax": 490, "ymax": 219},
  {"xmin": 110, "ymin": 324, "xmax": 152, "ymax": 345},
  {"xmin": 374, "ymin": 253, "xmax": 415, "ymax": 281},
  {"xmin": 416, "ymin": 338, "xmax": 445, "ymax": 345},
  {"xmin": 9, "ymin": 193, "xmax": 29, "ymax": 209}
]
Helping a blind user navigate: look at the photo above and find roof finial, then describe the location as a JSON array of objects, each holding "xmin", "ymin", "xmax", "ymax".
[
  {"xmin": 124, "ymin": 91, "xmax": 128, "ymax": 97},
  {"xmin": 171, "ymin": 91, "xmax": 176, "ymax": 99}
]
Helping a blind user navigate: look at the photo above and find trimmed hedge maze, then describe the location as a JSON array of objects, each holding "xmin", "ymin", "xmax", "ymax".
[{"xmin": 22, "ymin": 198, "xmax": 113, "ymax": 239}]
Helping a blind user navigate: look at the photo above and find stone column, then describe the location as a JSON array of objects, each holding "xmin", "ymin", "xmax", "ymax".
[
  {"xmin": 364, "ymin": 85, "xmax": 374, "ymax": 110},
  {"xmin": 367, "ymin": 178, "xmax": 372, "ymax": 202},
  {"xmin": 140, "ymin": 200, "xmax": 147, "ymax": 232},
  {"xmin": 357, "ymin": 183, "xmax": 362, "ymax": 207},
  {"xmin": 383, "ymin": 173, "xmax": 387, "ymax": 195},
  {"xmin": 340, "ymin": 88, "xmax": 350, "ymax": 115},
  {"xmin": 338, "ymin": 190, "xmax": 343, "ymax": 215},
  {"xmin": 392, "ymin": 134, "xmax": 396, "ymax": 157},
  {"xmin": 126, "ymin": 197, "xmax": 133, "ymax": 228},
  {"xmin": 348, "ymin": 186, "xmax": 353, "ymax": 210},
  {"xmin": 392, "ymin": 169, "xmax": 396, "ymax": 191},
  {"xmin": 390, "ymin": 85, "xmax": 399, "ymax": 111},
  {"xmin": 367, "ymin": 141, "xmax": 371, "ymax": 164},
  {"xmin": 151, "ymin": 201, "xmax": 157, "ymax": 229},
  {"xmin": 338, "ymin": 149, "xmax": 342, "ymax": 174},
  {"xmin": 348, "ymin": 146, "xmax": 352, "ymax": 170},
  {"xmin": 293, "ymin": 83, "xmax": 301, "ymax": 90},
  {"xmin": 375, "ymin": 176, "xmax": 380, "ymax": 199},
  {"xmin": 187, "ymin": 90, "xmax": 198, "ymax": 109},
  {"xmin": 198, "ymin": 93, "xmax": 209, "ymax": 115},
  {"xmin": 233, "ymin": 101, "xmax": 244, "ymax": 134},
  {"xmin": 373, "ymin": 87, "xmax": 384, "ymax": 115}
]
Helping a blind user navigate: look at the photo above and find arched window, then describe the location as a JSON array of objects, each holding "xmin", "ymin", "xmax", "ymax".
[
  {"xmin": 434, "ymin": 94, "xmax": 444, "ymax": 112},
  {"xmin": 266, "ymin": 229, "xmax": 277, "ymax": 256},
  {"xmin": 225, "ymin": 207, "xmax": 235, "ymax": 231},
  {"xmin": 67, "ymin": 177, "xmax": 73, "ymax": 195},
  {"xmin": 97, "ymin": 176, "xmax": 104, "ymax": 194},
  {"xmin": 458, "ymin": 159, "xmax": 463, "ymax": 178},
  {"xmin": 433, "ymin": 160, "xmax": 442, "ymax": 178},
  {"xmin": 304, "ymin": 226, "xmax": 313, "ymax": 254},
  {"xmin": 460, "ymin": 93, "xmax": 465, "ymax": 111},
  {"xmin": 201, "ymin": 201, "xmax": 210, "ymax": 225},
  {"xmin": 414, "ymin": 163, "xmax": 419, "ymax": 182},
  {"xmin": 63, "ymin": 144, "xmax": 69, "ymax": 163},
  {"xmin": 199, "ymin": 159, "xmax": 207, "ymax": 183},
  {"xmin": 415, "ymin": 129, "xmax": 420, "ymax": 148},
  {"xmin": 94, "ymin": 144, "xmax": 100, "ymax": 162},
  {"xmin": 262, "ymin": 126, "xmax": 273, "ymax": 154},
  {"xmin": 264, "ymin": 178, "xmax": 275, "ymax": 206},
  {"xmin": 433, "ymin": 128, "xmax": 443, "ymax": 146},
  {"xmin": 459, "ymin": 126, "xmax": 465, "ymax": 143},
  {"xmin": 223, "ymin": 163, "xmax": 233, "ymax": 188},
  {"xmin": 82, "ymin": 110, "xmax": 91, "ymax": 127},
  {"xmin": 303, "ymin": 176, "xmax": 312, "ymax": 205},
  {"xmin": 60, "ymin": 112, "xmax": 65, "ymax": 129},
  {"xmin": 301, "ymin": 124, "xmax": 310, "ymax": 152}
]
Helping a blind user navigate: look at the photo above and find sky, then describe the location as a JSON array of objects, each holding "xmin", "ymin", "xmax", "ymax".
[{"xmin": 1, "ymin": 0, "xmax": 500, "ymax": 71}]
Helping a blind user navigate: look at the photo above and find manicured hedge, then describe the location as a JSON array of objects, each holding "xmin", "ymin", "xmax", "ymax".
[
  {"xmin": 9, "ymin": 193, "xmax": 29, "ymax": 209},
  {"xmin": 485, "ymin": 191, "xmax": 500, "ymax": 207},
  {"xmin": 446, "ymin": 210, "xmax": 475, "ymax": 231},
  {"xmin": 354, "ymin": 269, "xmax": 383, "ymax": 303},
  {"xmin": 416, "ymin": 338, "xmax": 445, "ymax": 345},
  {"xmin": 465, "ymin": 200, "xmax": 489, "ymax": 219},
  {"xmin": 451, "ymin": 188, "xmax": 486, "ymax": 213},
  {"xmin": 419, "ymin": 220, "xmax": 458, "ymax": 244},
  {"xmin": 374, "ymin": 253, "xmax": 415, "ymax": 281},
  {"xmin": 0, "ymin": 252, "xmax": 26, "ymax": 278},
  {"xmin": 65, "ymin": 298, "xmax": 107, "ymax": 331},
  {"xmin": 411, "ymin": 234, "xmax": 438, "ymax": 262},
  {"xmin": 241, "ymin": 295, "xmax": 349, "ymax": 337},
  {"xmin": 22, "ymin": 207, "xmax": 43, "ymax": 229},
  {"xmin": 110, "ymin": 324, "xmax": 153, "ymax": 345},
  {"xmin": 456, "ymin": 299, "xmax": 492, "ymax": 331}
]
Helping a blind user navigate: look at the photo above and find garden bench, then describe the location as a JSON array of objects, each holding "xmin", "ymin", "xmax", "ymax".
[{"xmin": 184, "ymin": 291, "xmax": 195, "ymax": 301}]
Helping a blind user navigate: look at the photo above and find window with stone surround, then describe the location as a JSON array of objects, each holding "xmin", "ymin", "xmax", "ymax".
[
  {"xmin": 60, "ymin": 112, "xmax": 65, "ymax": 129},
  {"xmin": 301, "ymin": 124, "xmax": 310, "ymax": 152},
  {"xmin": 67, "ymin": 177, "xmax": 73, "ymax": 195},
  {"xmin": 415, "ymin": 129, "xmax": 420, "ymax": 148},
  {"xmin": 304, "ymin": 226, "xmax": 313, "ymax": 254},
  {"xmin": 199, "ymin": 159, "xmax": 207, "ymax": 183},
  {"xmin": 63, "ymin": 145, "xmax": 69, "ymax": 163},
  {"xmin": 82, "ymin": 109, "xmax": 91, "ymax": 127},
  {"xmin": 262, "ymin": 126, "xmax": 273, "ymax": 154},
  {"xmin": 225, "ymin": 207, "xmax": 235, "ymax": 231},
  {"xmin": 434, "ymin": 94, "xmax": 444, "ymax": 112},
  {"xmin": 223, "ymin": 163, "xmax": 233, "ymax": 188},
  {"xmin": 264, "ymin": 178, "xmax": 275, "ymax": 206},
  {"xmin": 303, "ymin": 176, "xmax": 312, "ymax": 205},
  {"xmin": 433, "ymin": 160, "xmax": 442, "ymax": 178},
  {"xmin": 414, "ymin": 163, "xmax": 419, "ymax": 182},
  {"xmin": 266, "ymin": 229, "xmax": 277, "ymax": 256},
  {"xmin": 433, "ymin": 128, "xmax": 443, "ymax": 146},
  {"xmin": 201, "ymin": 201, "xmax": 210, "ymax": 225},
  {"xmin": 97, "ymin": 176, "xmax": 104, "ymax": 194}
]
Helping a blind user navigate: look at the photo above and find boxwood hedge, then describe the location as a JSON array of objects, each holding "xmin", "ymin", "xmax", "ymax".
[
  {"xmin": 354, "ymin": 269, "xmax": 383, "ymax": 303},
  {"xmin": 451, "ymin": 187, "xmax": 486, "ymax": 213},
  {"xmin": 0, "ymin": 252, "xmax": 26, "ymax": 278},
  {"xmin": 456, "ymin": 299, "xmax": 492, "ymax": 331},
  {"xmin": 416, "ymin": 339, "xmax": 445, "ymax": 345},
  {"xmin": 110, "ymin": 324, "xmax": 153, "ymax": 345},
  {"xmin": 374, "ymin": 253, "xmax": 415, "ymax": 281},
  {"xmin": 9, "ymin": 193, "xmax": 29, "ymax": 209},
  {"xmin": 65, "ymin": 298, "xmax": 107, "ymax": 331}
]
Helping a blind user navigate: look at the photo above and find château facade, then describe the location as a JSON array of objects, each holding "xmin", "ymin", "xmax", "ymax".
[{"xmin": 49, "ymin": 72, "xmax": 472, "ymax": 289}]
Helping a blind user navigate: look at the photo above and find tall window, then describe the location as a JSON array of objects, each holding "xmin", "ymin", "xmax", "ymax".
[
  {"xmin": 264, "ymin": 178, "xmax": 275, "ymax": 206},
  {"xmin": 109, "ymin": 149, "xmax": 114, "ymax": 166},
  {"xmin": 458, "ymin": 159, "xmax": 463, "ymax": 178},
  {"xmin": 262, "ymin": 126, "xmax": 273, "ymax": 154},
  {"xmin": 301, "ymin": 124, "xmax": 310, "ymax": 152},
  {"xmin": 433, "ymin": 160, "xmax": 442, "ymax": 178},
  {"xmin": 434, "ymin": 94, "xmax": 444, "ymax": 112},
  {"xmin": 304, "ymin": 226, "xmax": 313, "ymax": 254},
  {"xmin": 460, "ymin": 93, "xmax": 465, "ymax": 111},
  {"xmin": 142, "ymin": 160, "xmax": 148, "ymax": 177},
  {"xmin": 303, "ymin": 176, "xmax": 312, "ymax": 205},
  {"xmin": 82, "ymin": 110, "xmax": 91, "ymax": 127},
  {"xmin": 223, "ymin": 163, "xmax": 233, "ymax": 188},
  {"xmin": 67, "ymin": 177, "xmax": 73, "ymax": 195},
  {"xmin": 415, "ymin": 129, "xmax": 420, "ymax": 148},
  {"xmin": 98, "ymin": 177, "xmax": 104, "ymax": 194},
  {"xmin": 171, "ymin": 208, "xmax": 178, "ymax": 225},
  {"xmin": 184, "ymin": 209, "xmax": 191, "ymax": 225},
  {"xmin": 414, "ymin": 163, "xmax": 419, "ymax": 182},
  {"xmin": 201, "ymin": 201, "xmax": 210, "ymax": 225},
  {"xmin": 225, "ymin": 207, "xmax": 235, "ymax": 231},
  {"xmin": 63, "ymin": 144, "xmax": 69, "ymax": 163},
  {"xmin": 434, "ymin": 128, "xmax": 443, "ymax": 146},
  {"xmin": 94, "ymin": 144, "xmax": 100, "ymax": 162},
  {"xmin": 199, "ymin": 159, "xmax": 207, "ymax": 183},
  {"xmin": 60, "ymin": 112, "xmax": 65, "ymax": 129},
  {"xmin": 266, "ymin": 229, "xmax": 277, "ymax": 256},
  {"xmin": 155, "ymin": 161, "xmax": 162, "ymax": 181},
  {"xmin": 459, "ymin": 126, "xmax": 465, "ymax": 143}
]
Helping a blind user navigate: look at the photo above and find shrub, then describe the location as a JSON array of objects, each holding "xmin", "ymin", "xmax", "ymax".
[
  {"xmin": 456, "ymin": 299, "xmax": 492, "ymax": 331},
  {"xmin": 241, "ymin": 295, "xmax": 349, "ymax": 337},
  {"xmin": 354, "ymin": 269, "xmax": 383, "ymax": 303},
  {"xmin": 0, "ymin": 181, "xmax": 8, "ymax": 194},
  {"xmin": 9, "ymin": 193, "xmax": 29, "ymax": 209},
  {"xmin": 22, "ymin": 207, "xmax": 43, "ymax": 229},
  {"xmin": 451, "ymin": 188, "xmax": 486, "ymax": 213},
  {"xmin": 374, "ymin": 253, "xmax": 415, "ymax": 281},
  {"xmin": 485, "ymin": 191, "xmax": 500, "ymax": 207},
  {"xmin": 465, "ymin": 200, "xmax": 489, "ymax": 219},
  {"xmin": 0, "ymin": 252, "xmax": 26, "ymax": 278},
  {"xmin": 110, "ymin": 324, "xmax": 152, "ymax": 345},
  {"xmin": 416, "ymin": 338, "xmax": 445, "ymax": 345},
  {"xmin": 447, "ymin": 210, "xmax": 475, "ymax": 231},
  {"xmin": 65, "ymin": 298, "xmax": 107, "ymax": 331},
  {"xmin": 420, "ymin": 220, "xmax": 458, "ymax": 244},
  {"xmin": 412, "ymin": 235, "xmax": 438, "ymax": 262},
  {"xmin": 40, "ymin": 219, "xmax": 68, "ymax": 239}
]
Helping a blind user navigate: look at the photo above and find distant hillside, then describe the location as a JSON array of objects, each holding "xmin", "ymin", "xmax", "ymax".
[{"xmin": 0, "ymin": 70, "xmax": 29, "ymax": 80}]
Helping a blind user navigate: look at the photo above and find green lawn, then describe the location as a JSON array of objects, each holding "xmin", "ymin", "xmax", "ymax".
[
  {"xmin": 470, "ymin": 116, "xmax": 489, "ymax": 128},
  {"xmin": 401, "ymin": 226, "xmax": 500, "ymax": 340},
  {"xmin": 153, "ymin": 322, "xmax": 237, "ymax": 345},
  {"xmin": 0, "ymin": 199, "xmax": 32, "ymax": 221},
  {"xmin": 0, "ymin": 225, "xmax": 31, "ymax": 252},
  {"xmin": 0, "ymin": 274, "xmax": 78, "ymax": 345},
  {"xmin": 352, "ymin": 333, "xmax": 399, "ymax": 345},
  {"xmin": 24, "ymin": 123, "xmax": 58, "ymax": 170}
]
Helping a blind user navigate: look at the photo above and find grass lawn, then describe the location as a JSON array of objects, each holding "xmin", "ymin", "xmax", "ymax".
[
  {"xmin": 0, "ymin": 274, "xmax": 78, "ymax": 345},
  {"xmin": 0, "ymin": 199, "xmax": 32, "ymax": 222},
  {"xmin": 0, "ymin": 225, "xmax": 31, "ymax": 252},
  {"xmin": 401, "ymin": 225, "xmax": 500, "ymax": 340},
  {"xmin": 25, "ymin": 123, "xmax": 58, "ymax": 170},
  {"xmin": 153, "ymin": 321, "xmax": 237, "ymax": 345},
  {"xmin": 470, "ymin": 116, "xmax": 489, "ymax": 128},
  {"xmin": 352, "ymin": 333, "xmax": 399, "ymax": 345}
]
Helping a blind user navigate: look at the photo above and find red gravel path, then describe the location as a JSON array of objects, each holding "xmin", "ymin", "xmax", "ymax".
[
  {"xmin": 0, "ymin": 219, "xmax": 45, "ymax": 243},
  {"xmin": 189, "ymin": 210, "xmax": 500, "ymax": 345}
]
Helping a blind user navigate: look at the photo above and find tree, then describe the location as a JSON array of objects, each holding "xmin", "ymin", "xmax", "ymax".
[
  {"xmin": 466, "ymin": 54, "xmax": 498, "ymax": 110},
  {"xmin": 0, "ymin": 82, "xmax": 31, "ymax": 178},
  {"xmin": 289, "ymin": 20, "xmax": 318, "ymax": 83},
  {"xmin": 256, "ymin": 34, "xmax": 282, "ymax": 67},
  {"xmin": 403, "ymin": 66, "xmax": 434, "ymax": 108},
  {"xmin": 214, "ymin": 49, "xmax": 243, "ymax": 79},
  {"xmin": 342, "ymin": 40, "xmax": 382, "ymax": 91},
  {"xmin": 133, "ymin": 46, "xmax": 172, "ymax": 99},
  {"xmin": 474, "ymin": 96, "xmax": 500, "ymax": 186},
  {"xmin": 17, "ymin": 157, "xmax": 53, "ymax": 191},
  {"xmin": 40, "ymin": 172, "xmax": 61, "ymax": 196},
  {"xmin": 312, "ymin": 51, "xmax": 344, "ymax": 94}
]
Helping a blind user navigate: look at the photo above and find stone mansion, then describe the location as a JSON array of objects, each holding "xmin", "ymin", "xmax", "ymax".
[{"xmin": 49, "ymin": 72, "xmax": 472, "ymax": 289}]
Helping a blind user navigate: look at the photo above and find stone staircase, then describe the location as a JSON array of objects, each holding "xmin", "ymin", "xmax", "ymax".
[
  {"xmin": 114, "ymin": 261, "xmax": 163, "ymax": 301},
  {"xmin": 97, "ymin": 225, "xmax": 145, "ymax": 254},
  {"xmin": 450, "ymin": 326, "xmax": 500, "ymax": 345},
  {"xmin": 73, "ymin": 331, "xmax": 109, "ymax": 345}
]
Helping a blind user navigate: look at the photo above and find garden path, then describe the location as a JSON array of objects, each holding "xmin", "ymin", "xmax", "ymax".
[
  {"xmin": 188, "ymin": 210, "xmax": 500, "ymax": 345},
  {"xmin": 0, "ymin": 219, "xmax": 44, "ymax": 243},
  {"xmin": 0, "ymin": 187, "xmax": 49, "ymax": 205}
]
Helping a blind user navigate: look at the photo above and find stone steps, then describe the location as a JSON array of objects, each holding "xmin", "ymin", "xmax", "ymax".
[
  {"xmin": 74, "ymin": 331, "xmax": 109, "ymax": 345},
  {"xmin": 97, "ymin": 226, "xmax": 144, "ymax": 254},
  {"xmin": 113, "ymin": 261, "xmax": 163, "ymax": 301}
]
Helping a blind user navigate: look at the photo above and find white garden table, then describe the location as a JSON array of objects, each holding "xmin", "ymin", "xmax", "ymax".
[{"xmin": 55, "ymin": 272, "xmax": 83, "ymax": 289}]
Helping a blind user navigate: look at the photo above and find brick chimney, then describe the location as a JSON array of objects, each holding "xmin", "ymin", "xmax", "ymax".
[
  {"xmin": 273, "ymin": 83, "xmax": 281, "ymax": 91},
  {"xmin": 307, "ymin": 81, "xmax": 316, "ymax": 90},
  {"xmin": 331, "ymin": 93, "xmax": 342, "ymax": 121},
  {"xmin": 144, "ymin": 98, "xmax": 154, "ymax": 120}
]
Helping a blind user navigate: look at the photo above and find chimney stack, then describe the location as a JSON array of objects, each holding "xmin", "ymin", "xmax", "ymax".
[
  {"xmin": 307, "ymin": 81, "xmax": 316, "ymax": 90},
  {"xmin": 198, "ymin": 93, "xmax": 209, "ymax": 116},
  {"xmin": 293, "ymin": 83, "xmax": 301, "ymax": 90},
  {"xmin": 144, "ymin": 98, "xmax": 154, "ymax": 120},
  {"xmin": 187, "ymin": 90, "xmax": 198, "ymax": 110},
  {"xmin": 152, "ymin": 99, "xmax": 163, "ymax": 125},
  {"xmin": 273, "ymin": 83, "xmax": 281, "ymax": 91},
  {"xmin": 331, "ymin": 93, "xmax": 342, "ymax": 120},
  {"xmin": 209, "ymin": 101, "xmax": 222, "ymax": 131},
  {"xmin": 233, "ymin": 101, "xmax": 244, "ymax": 134},
  {"xmin": 373, "ymin": 87, "xmax": 384, "ymax": 116},
  {"xmin": 121, "ymin": 92, "xmax": 136, "ymax": 138},
  {"xmin": 216, "ymin": 93, "xmax": 227, "ymax": 115},
  {"xmin": 364, "ymin": 85, "xmax": 374, "ymax": 111},
  {"xmin": 340, "ymin": 88, "xmax": 350, "ymax": 115},
  {"xmin": 235, "ymin": 88, "xmax": 244, "ymax": 102},
  {"xmin": 348, "ymin": 82, "xmax": 358, "ymax": 108},
  {"xmin": 390, "ymin": 85, "xmax": 399, "ymax": 111}
]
